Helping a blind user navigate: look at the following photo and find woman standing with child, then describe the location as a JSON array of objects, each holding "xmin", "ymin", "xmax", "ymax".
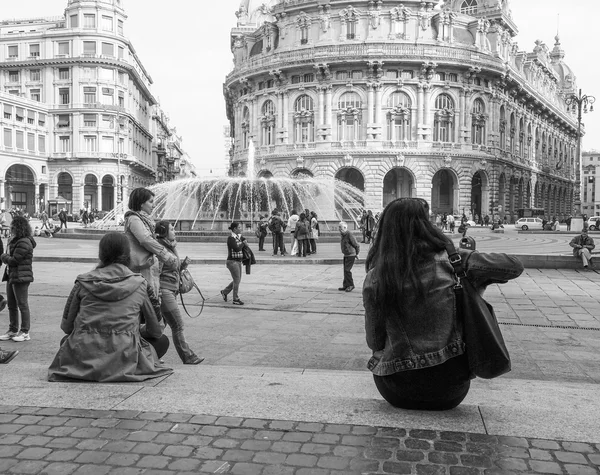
[{"xmin": 155, "ymin": 220, "xmax": 204, "ymax": 365}]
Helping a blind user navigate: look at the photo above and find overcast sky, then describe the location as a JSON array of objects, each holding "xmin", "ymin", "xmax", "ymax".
[{"xmin": 3, "ymin": 0, "xmax": 599, "ymax": 173}]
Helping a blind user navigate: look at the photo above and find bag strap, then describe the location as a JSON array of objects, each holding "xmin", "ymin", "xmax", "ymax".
[
  {"xmin": 444, "ymin": 241, "xmax": 467, "ymax": 281},
  {"xmin": 179, "ymin": 283, "xmax": 205, "ymax": 318}
]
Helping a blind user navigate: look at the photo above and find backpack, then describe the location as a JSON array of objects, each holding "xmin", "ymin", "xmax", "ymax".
[{"xmin": 269, "ymin": 216, "xmax": 282, "ymax": 233}]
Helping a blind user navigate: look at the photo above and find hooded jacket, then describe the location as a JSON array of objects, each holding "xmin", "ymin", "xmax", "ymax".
[
  {"xmin": 48, "ymin": 263, "xmax": 173, "ymax": 382},
  {"xmin": 2, "ymin": 236, "xmax": 37, "ymax": 284}
]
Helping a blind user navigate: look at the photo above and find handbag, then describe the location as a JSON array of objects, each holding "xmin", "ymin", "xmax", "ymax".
[
  {"xmin": 178, "ymin": 267, "xmax": 205, "ymax": 318},
  {"xmin": 445, "ymin": 242, "xmax": 511, "ymax": 379}
]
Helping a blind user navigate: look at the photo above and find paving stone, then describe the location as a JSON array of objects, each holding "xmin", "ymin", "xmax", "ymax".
[
  {"xmin": 101, "ymin": 441, "xmax": 137, "ymax": 453},
  {"xmin": 40, "ymin": 417, "xmax": 70, "ymax": 427},
  {"xmin": 372, "ymin": 436, "xmax": 402, "ymax": 448},
  {"xmin": 449, "ymin": 467, "xmax": 481, "ymax": 475},
  {"xmin": 144, "ymin": 422, "xmax": 174, "ymax": 432},
  {"xmin": 428, "ymin": 451, "xmax": 460, "ymax": 465},
  {"xmin": 163, "ymin": 444, "xmax": 194, "ymax": 457},
  {"xmin": 240, "ymin": 419, "xmax": 269, "ymax": 429},
  {"xmin": 296, "ymin": 422, "xmax": 324, "ymax": 432},
  {"xmin": 116, "ymin": 420, "xmax": 148, "ymax": 431},
  {"xmin": 262, "ymin": 465, "xmax": 295, "ymax": 475},
  {"xmin": 35, "ymin": 408, "xmax": 64, "ymax": 417},
  {"xmin": 40, "ymin": 462, "xmax": 80, "ymax": 475},
  {"xmin": 0, "ymin": 424, "xmax": 25, "ymax": 434},
  {"xmin": 136, "ymin": 412, "xmax": 167, "ymax": 421},
  {"xmin": 416, "ymin": 464, "xmax": 447, "ymax": 475},
  {"xmin": 555, "ymin": 451, "xmax": 589, "ymax": 464},
  {"xmin": 562, "ymin": 442, "xmax": 595, "ymax": 453},
  {"xmin": 199, "ymin": 425, "xmax": 228, "ymax": 437},
  {"xmin": 0, "ymin": 459, "xmax": 18, "ymax": 473},
  {"xmin": 499, "ymin": 436, "xmax": 530, "ymax": 448},
  {"xmin": 434, "ymin": 440, "xmax": 465, "ymax": 452},
  {"xmin": 72, "ymin": 464, "xmax": 111, "ymax": 475},
  {"xmin": 65, "ymin": 419, "xmax": 94, "ymax": 428},
  {"xmin": 254, "ymin": 430, "xmax": 284, "ymax": 441},
  {"xmin": 164, "ymin": 413, "xmax": 194, "ymax": 423},
  {"xmin": 135, "ymin": 455, "xmax": 171, "ymax": 469},
  {"xmin": 405, "ymin": 438, "xmax": 432, "ymax": 450},
  {"xmin": 13, "ymin": 415, "xmax": 46, "ymax": 425},
  {"xmin": 131, "ymin": 442, "xmax": 165, "ymax": 455},
  {"xmin": 230, "ymin": 462, "xmax": 264, "ymax": 474},
  {"xmin": 168, "ymin": 457, "xmax": 201, "ymax": 470},
  {"xmin": 44, "ymin": 427, "xmax": 77, "ymax": 437},
  {"xmin": 7, "ymin": 460, "xmax": 49, "ymax": 474},
  {"xmin": 529, "ymin": 460, "xmax": 563, "ymax": 474},
  {"xmin": 312, "ymin": 433, "xmax": 340, "ymax": 444},
  {"xmin": 316, "ymin": 455, "xmax": 351, "ymax": 470},
  {"xmin": 227, "ymin": 428, "xmax": 256, "ymax": 439},
  {"xmin": 153, "ymin": 433, "xmax": 187, "ymax": 445},
  {"xmin": 45, "ymin": 449, "xmax": 82, "ymax": 462},
  {"xmin": 296, "ymin": 469, "xmax": 329, "ymax": 475},
  {"xmin": 192, "ymin": 446, "xmax": 223, "ymax": 460},
  {"xmin": 529, "ymin": 448, "xmax": 553, "ymax": 460},
  {"xmin": 0, "ymin": 414, "xmax": 19, "ymax": 423},
  {"xmin": 188, "ymin": 415, "xmax": 218, "ymax": 425},
  {"xmin": 285, "ymin": 453, "xmax": 318, "ymax": 467},
  {"xmin": 16, "ymin": 446, "xmax": 53, "ymax": 459},
  {"xmin": 105, "ymin": 453, "xmax": 141, "ymax": 466},
  {"xmin": 212, "ymin": 438, "xmax": 240, "ymax": 449},
  {"xmin": 409, "ymin": 429, "xmax": 437, "ymax": 439},
  {"xmin": 395, "ymin": 449, "xmax": 426, "ymax": 462},
  {"xmin": 564, "ymin": 464, "xmax": 599, "ymax": 475},
  {"xmin": 333, "ymin": 445, "xmax": 362, "ymax": 458},
  {"xmin": 17, "ymin": 425, "xmax": 52, "ymax": 436},
  {"xmin": 461, "ymin": 453, "xmax": 493, "ymax": 468},
  {"xmin": 126, "ymin": 430, "xmax": 159, "ymax": 442},
  {"xmin": 214, "ymin": 417, "xmax": 244, "ymax": 427},
  {"xmin": 0, "ymin": 445, "xmax": 23, "ymax": 457},
  {"xmin": 69, "ymin": 428, "xmax": 103, "ymax": 439},
  {"xmin": 268, "ymin": 420, "xmax": 295, "ymax": 431},
  {"xmin": 74, "ymin": 451, "xmax": 111, "ymax": 464},
  {"xmin": 531, "ymin": 439, "xmax": 562, "ymax": 450},
  {"xmin": 0, "ymin": 435, "xmax": 24, "ymax": 445},
  {"xmin": 282, "ymin": 432, "xmax": 312, "ymax": 443},
  {"xmin": 497, "ymin": 457, "xmax": 529, "ymax": 471},
  {"xmin": 90, "ymin": 419, "xmax": 119, "ymax": 428}
]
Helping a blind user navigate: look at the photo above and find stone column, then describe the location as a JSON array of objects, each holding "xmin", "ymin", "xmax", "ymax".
[
  {"xmin": 423, "ymin": 85, "xmax": 430, "ymax": 126},
  {"xmin": 318, "ymin": 87, "xmax": 325, "ymax": 126},
  {"xmin": 282, "ymin": 91, "xmax": 289, "ymax": 143},
  {"xmin": 0, "ymin": 181, "xmax": 4, "ymax": 208},
  {"xmin": 97, "ymin": 184, "xmax": 103, "ymax": 211},
  {"xmin": 252, "ymin": 97, "xmax": 259, "ymax": 143},
  {"xmin": 367, "ymin": 83, "xmax": 375, "ymax": 124},
  {"xmin": 79, "ymin": 183, "xmax": 85, "ymax": 212},
  {"xmin": 34, "ymin": 183, "xmax": 40, "ymax": 214},
  {"xmin": 375, "ymin": 84, "xmax": 383, "ymax": 124},
  {"xmin": 417, "ymin": 84, "xmax": 424, "ymax": 137}
]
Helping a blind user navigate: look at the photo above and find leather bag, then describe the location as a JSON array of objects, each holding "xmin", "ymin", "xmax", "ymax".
[
  {"xmin": 178, "ymin": 268, "xmax": 205, "ymax": 318},
  {"xmin": 445, "ymin": 243, "xmax": 511, "ymax": 379}
]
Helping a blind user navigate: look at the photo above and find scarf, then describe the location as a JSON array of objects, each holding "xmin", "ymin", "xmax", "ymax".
[{"xmin": 124, "ymin": 210, "xmax": 155, "ymax": 235}]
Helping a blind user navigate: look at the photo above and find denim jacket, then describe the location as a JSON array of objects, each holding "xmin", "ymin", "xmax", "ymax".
[{"xmin": 363, "ymin": 249, "xmax": 524, "ymax": 376}]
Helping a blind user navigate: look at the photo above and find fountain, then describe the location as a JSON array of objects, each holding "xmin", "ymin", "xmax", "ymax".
[{"xmin": 92, "ymin": 142, "xmax": 365, "ymax": 233}]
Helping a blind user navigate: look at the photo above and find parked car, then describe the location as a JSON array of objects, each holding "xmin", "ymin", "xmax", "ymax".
[
  {"xmin": 515, "ymin": 217, "xmax": 544, "ymax": 231},
  {"xmin": 587, "ymin": 216, "xmax": 600, "ymax": 231}
]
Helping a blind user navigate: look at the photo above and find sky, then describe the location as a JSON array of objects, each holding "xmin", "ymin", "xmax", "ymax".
[{"xmin": 2, "ymin": 0, "xmax": 599, "ymax": 173}]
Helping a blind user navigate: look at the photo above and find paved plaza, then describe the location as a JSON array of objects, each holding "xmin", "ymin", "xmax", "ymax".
[{"xmin": 0, "ymin": 231, "xmax": 599, "ymax": 474}]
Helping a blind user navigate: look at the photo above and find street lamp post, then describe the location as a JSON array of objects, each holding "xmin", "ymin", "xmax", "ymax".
[{"xmin": 565, "ymin": 89, "xmax": 595, "ymax": 232}]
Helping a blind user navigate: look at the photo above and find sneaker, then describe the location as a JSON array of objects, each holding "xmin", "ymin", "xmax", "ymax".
[
  {"xmin": 184, "ymin": 355, "xmax": 205, "ymax": 365},
  {"xmin": 232, "ymin": 298, "xmax": 244, "ymax": 306},
  {"xmin": 220, "ymin": 290, "xmax": 228, "ymax": 302},
  {"xmin": 338, "ymin": 287, "xmax": 346, "ymax": 291},
  {"xmin": 12, "ymin": 332, "xmax": 30, "ymax": 342},
  {"xmin": 0, "ymin": 298, "xmax": 6, "ymax": 312},
  {"xmin": 345, "ymin": 286, "xmax": 355, "ymax": 292},
  {"xmin": 0, "ymin": 331, "xmax": 17, "ymax": 341},
  {"xmin": 0, "ymin": 350, "xmax": 18, "ymax": 364}
]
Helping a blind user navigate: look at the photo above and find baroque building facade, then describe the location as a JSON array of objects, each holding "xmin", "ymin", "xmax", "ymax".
[
  {"xmin": 581, "ymin": 151, "xmax": 599, "ymax": 217},
  {"xmin": 224, "ymin": 0, "xmax": 580, "ymax": 221},
  {"xmin": 0, "ymin": 0, "xmax": 188, "ymax": 216}
]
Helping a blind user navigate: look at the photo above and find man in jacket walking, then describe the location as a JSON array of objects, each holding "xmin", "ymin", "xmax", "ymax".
[
  {"xmin": 570, "ymin": 230, "xmax": 595, "ymax": 269},
  {"xmin": 268, "ymin": 210, "xmax": 286, "ymax": 256},
  {"xmin": 339, "ymin": 221, "xmax": 360, "ymax": 292}
]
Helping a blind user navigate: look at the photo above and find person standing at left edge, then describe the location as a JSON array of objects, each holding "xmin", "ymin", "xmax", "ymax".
[{"xmin": 338, "ymin": 221, "xmax": 360, "ymax": 292}]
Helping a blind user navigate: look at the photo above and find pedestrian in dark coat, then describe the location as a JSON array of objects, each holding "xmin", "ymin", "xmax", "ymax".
[
  {"xmin": 339, "ymin": 221, "xmax": 360, "ymax": 292},
  {"xmin": 0, "ymin": 216, "xmax": 36, "ymax": 342}
]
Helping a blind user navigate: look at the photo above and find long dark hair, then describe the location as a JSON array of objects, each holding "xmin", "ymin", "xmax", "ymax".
[
  {"xmin": 365, "ymin": 198, "xmax": 449, "ymax": 311},
  {"xmin": 97, "ymin": 232, "xmax": 131, "ymax": 269},
  {"xmin": 10, "ymin": 216, "xmax": 32, "ymax": 239},
  {"xmin": 128, "ymin": 188, "xmax": 154, "ymax": 212}
]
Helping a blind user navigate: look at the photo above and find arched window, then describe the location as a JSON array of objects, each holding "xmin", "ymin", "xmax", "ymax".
[
  {"xmin": 387, "ymin": 92, "xmax": 412, "ymax": 141},
  {"xmin": 241, "ymin": 107, "xmax": 250, "ymax": 149},
  {"xmin": 337, "ymin": 92, "xmax": 362, "ymax": 141},
  {"xmin": 433, "ymin": 94, "xmax": 454, "ymax": 142},
  {"xmin": 294, "ymin": 95, "xmax": 314, "ymax": 143},
  {"xmin": 461, "ymin": 0, "xmax": 478, "ymax": 15},
  {"xmin": 471, "ymin": 98, "xmax": 486, "ymax": 145},
  {"xmin": 260, "ymin": 100, "xmax": 276, "ymax": 146}
]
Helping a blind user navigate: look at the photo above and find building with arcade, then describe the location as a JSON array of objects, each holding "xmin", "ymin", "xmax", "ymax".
[{"xmin": 224, "ymin": 0, "xmax": 581, "ymax": 222}]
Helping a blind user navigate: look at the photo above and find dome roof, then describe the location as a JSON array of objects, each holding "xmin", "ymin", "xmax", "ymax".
[
  {"xmin": 550, "ymin": 35, "xmax": 576, "ymax": 91},
  {"xmin": 237, "ymin": 0, "xmax": 279, "ymax": 26}
]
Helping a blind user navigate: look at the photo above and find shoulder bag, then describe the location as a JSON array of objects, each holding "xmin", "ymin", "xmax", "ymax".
[
  {"xmin": 445, "ymin": 242, "xmax": 511, "ymax": 379},
  {"xmin": 178, "ymin": 267, "xmax": 205, "ymax": 318}
]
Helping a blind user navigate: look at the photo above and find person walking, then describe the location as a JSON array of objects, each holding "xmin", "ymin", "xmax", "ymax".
[
  {"xmin": 257, "ymin": 215, "xmax": 269, "ymax": 251},
  {"xmin": 40, "ymin": 210, "xmax": 50, "ymax": 231},
  {"xmin": 155, "ymin": 221, "xmax": 203, "ymax": 365},
  {"xmin": 360, "ymin": 210, "xmax": 368, "ymax": 243},
  {"xmin": 447, "ymin": 214, "xmax": 455, "ymax": 233},
  {"xmin": 484, "ymin": 214, "xmax": 490, "ymax": 227},
  {"xmin": 124, "ymin": 188, "xmax": 176, "ymax": 295},
  {"xmin": 81, "ymin": 209, "xmax": 89, "ymax": 228},
  {"xmin": 287, "ymin": 210, "xmax": 299, "ymax": 256},
  {"xmin": 294, "ymin": 213, "xmax": 310, "ymax": 257},
  {"xmin": 365, "ymin": 210, "xmax": 376, "ymax": 244},
  {"xmin": 0, "ymin": 216, "xmax": 37, "ymax": 343},
  {"xmin": 309, "ymin": 211, "xmax": 319, "ymax": 254},
  {"xmin": 338, "ymin": 221, "xmax": 360, "ymax": 292},
  {"xmin": 566, "ymin": 215, "xmax": 572, "ymax": 232},
  {"xmin": 220, "ymin": 222, "xmax": 247, "ymax": 305},
  {"xmin": 58, "ymin": 208, "xmax": 68, "ymax": 232},
  {"xmin": 569, "ymin": 230, "xmax": 595, "ymax": 270},
  {"xmin": 48, "ymin": 232, "xmax": 172, "ymax": 382},
  {"xmin": 363, "ymin": 197, "xmax": 524, "ymax": 411},
  {"xmin": 268, "ymin": 210, "xmax": 286, "ymax": 256},
  {"xmin": 0, "ymin": 237, "xmax": 17, "ymax": 364}
]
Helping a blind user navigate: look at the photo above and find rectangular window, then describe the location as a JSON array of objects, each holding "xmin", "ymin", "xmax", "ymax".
[
  {"xmin": 58, "ymin": 41, "xmax": 69, "ymax": 55},
  {"xmin": 336, "ymin": 71, "xmax": 348, "ymax": 80},
  {"xmin": 3, "ymin": 129, "xmax": 12, "ymax": 148},
  {"xmin": 102, "ymin": 87, "xmax": 114, "ymax": 105},
  {"xmin": 57, "ymin": 114, "xmax": 70, "ymax": 128},
  {"xmin": 30, "ymin": 69, "xmax": 41, "ymax": 81},
  {"xmin": 84, "ymin": 86, "xmax": 96, "ymax": 104},
  {"xmin": 30, "ymin": 89, "xmax": 41, "ymax": 101},
  {"xmin": 8, "ymin": 45, "xmax": 18, "ymax": 58},
  {"xmin": 27, "ymin": 111, "xmax": 35, "ymax": 125},
  {"xmin": 83, "ymin": 41, "xmax": 96, "ymax": 55},
  {"xmin": 29, "ymin": 44, "xmax": 40, "ymax": 57},
  {"xmin": 16, "ymin": 131, "xmax": 24, "ymax": 149},
  {"xmin": 59, "ymin": 68, "xmax": 70, "ymax": 80},
  {"xmin": 83, "ymin": 114, "xmax": 97, "ymax": 127},
  {"xmin": 8, "ymin": 90, "xmax": 20, "ymax": 96},
  {"xmin": 15, "ymin": 108, "xmax": 24, "ymax": 122},
  {"xmin": 347, "ymin": 22, "xmax": 356, "ymax": 40},
  {"xmin": 402, "ymin": 70, "xmax": 414, "ymax": 79},
  {"xmin": 118, "ymin": 91, "xmax": 125, "ymax": 107},
  {"xmin": 59, "ymin": 87, "xmax": 70, "ymax": 105},
  {"xmin": 9, "ymin": 71, "xmax": 19, "ymax": 82},
  {"xmin": 102, "ymin": 16, "xmax": 113, "ymax": 31},
  {"xmin": 118, "ymin": 71, "xmax": 126, "ymax": 84},
  {"xmin": 118, "ymin": 46, "xmax": 124, "ymax": 59},
  {"xmin": 84, "ymin": 135, "xmax": 97, "ymax": 152},
  {"xmin": 59, "ymin": 136, "xmax": 71, "ymax": 152},
  {"xmin": 291, "ymin": 75, "xmax": 301, "ymax": 84},
  {"xmin": 84, "ymin": 14, "xmax": 96, "ymax": 29},
  {"xmin": 70, "ymin": 14, "xmax": 79, "ymax": 28},
  {"xmin": 82, "ymin": 67, "xmax": 96, "ymax": 79},
  {"xmin": 38, "ymin": 136, "xmax": 46, "ymax": 153},
  {"xmin": 102, "ymin": 136, "xmax": 114, "ymax": 153},
  {"xmin": 27, "ymin": 133, "xmax": 35, "ymax": 152},
  {"xmin": 38, "ymin": 113, "xmax": 46, "ymax": 127},
  {"xmin": 4, "ymin": 105, "xmax": 13, "ymax": 121},
  {"xmin": 101, "ymin": 42, "xmax": 114, "ymax": 57},
  {"xmin": 117, "ymin": 19, "xmax": 124, "ymax": 35}
]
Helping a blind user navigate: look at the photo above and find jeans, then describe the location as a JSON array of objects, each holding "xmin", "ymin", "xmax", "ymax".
[
  {"xmin": 309, "ymin": 239, "xmax": 317, "ymax": 253},
  {"xmin": 160, "ymin": 289, "xmax": 197, "ymax": 363},
  {"xmin": 577, "ymin": 248, "xmax": 593, "ymax": 266},
  {"xmin": 343, "ymin": 256, "xmax": 356, "ymax": 288},
  {"xmin": 272, "ymin": 232, "xmax": 285, "ymax": 255},
  {"xmin": 60, "ymin": 220, "xmax": 67, "ymax": 230},
  {"xmin": 224, "ymin": 260, "xmax": 242, "ymax": 300},
  {"xmin": 258, "ymin": 234, "xmax": 266, "ymax": 250},
  {"xmin": 297, "ymin": 239, "xmax": 307, "ymax": 257},
  {"xmin": 6, "ymin": 282, "xmax": 31, "ymax": 333}
]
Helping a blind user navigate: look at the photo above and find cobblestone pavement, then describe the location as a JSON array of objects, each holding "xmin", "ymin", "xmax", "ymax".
[{"xmin": 0, "ymin": 406, "xmax": 599, "ymax": 475}]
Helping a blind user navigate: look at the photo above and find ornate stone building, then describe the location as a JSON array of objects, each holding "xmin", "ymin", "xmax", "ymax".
[
  {"xmin": 0, "ymin": 0, "xmax": 186, "ymax": 215},
  {"xmin": 582, "ymin": 151, "xmax": 599, "ymax": 218},
  {"xmin": 224, "ymin": 0, "xmax": 580, "ymax": 221}
]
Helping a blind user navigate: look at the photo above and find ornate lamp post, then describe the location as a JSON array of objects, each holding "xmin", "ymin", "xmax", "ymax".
[{"xmin": 565, "ymin": 89, "xmax": 595, "ymax": 231}]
